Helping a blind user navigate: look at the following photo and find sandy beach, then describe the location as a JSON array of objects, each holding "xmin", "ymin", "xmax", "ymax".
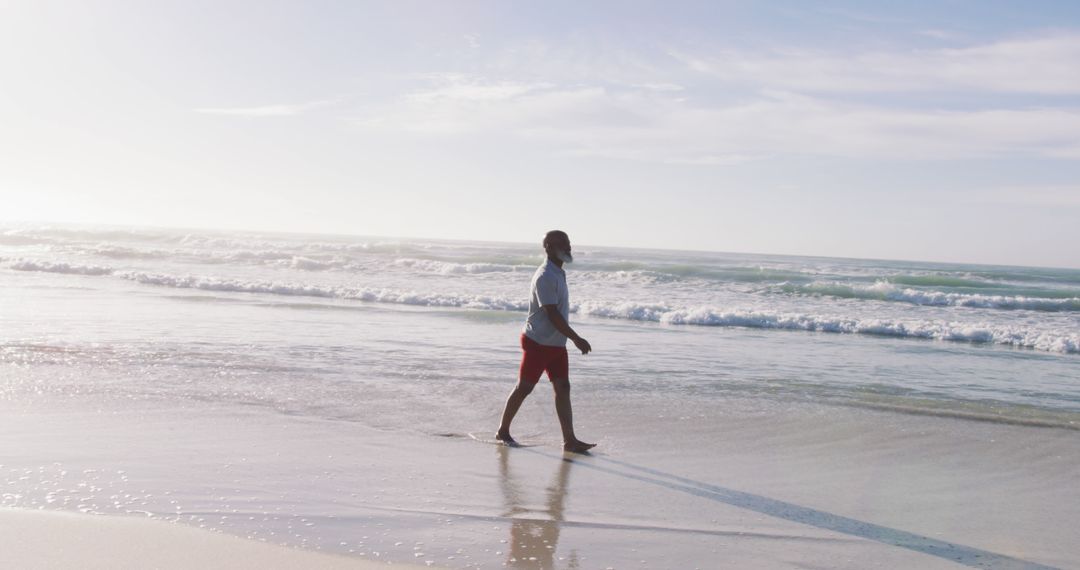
[
  {"xmin": 0, "ymin": 508, "xmax": 428, "ymax": 570},
  {"xmin": 3, "ymin": 396, "xmax": 1077, "ymax": 569}
]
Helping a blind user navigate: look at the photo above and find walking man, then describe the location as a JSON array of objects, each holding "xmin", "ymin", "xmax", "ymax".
[{"xmin": 496, "ymin": 230, "xmax": 596, "ymax": 453}]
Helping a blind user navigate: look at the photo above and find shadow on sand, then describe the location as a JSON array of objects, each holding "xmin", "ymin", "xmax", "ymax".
[{"xmin": 513, "ymin": 449, "xmax": 1058, "ymax": 570}]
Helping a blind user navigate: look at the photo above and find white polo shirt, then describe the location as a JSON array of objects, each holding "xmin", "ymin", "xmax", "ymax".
[{"xmin": 523, "ymin": 259, "xmax": 570, "ymax": 347}]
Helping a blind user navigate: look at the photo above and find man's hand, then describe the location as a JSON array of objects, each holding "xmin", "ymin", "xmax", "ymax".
[{"xmin": 543, "ymin": 305, "xmax": 591, "ymax": 354}]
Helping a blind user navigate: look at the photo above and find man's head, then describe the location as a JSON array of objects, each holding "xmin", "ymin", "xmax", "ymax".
[{"xmin": 543, "ymin": 230, "xmax": 572, "ymax": 264}]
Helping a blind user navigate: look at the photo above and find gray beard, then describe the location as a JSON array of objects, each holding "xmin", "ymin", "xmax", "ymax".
[{"xmin": 557, "ymin": 250, "xmax": 573, "ymax": 264}]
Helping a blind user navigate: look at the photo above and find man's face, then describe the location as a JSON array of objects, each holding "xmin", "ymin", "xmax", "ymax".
[{"xmin": 546, "ymin": 235, "xmax": 572, "ymax": 262}]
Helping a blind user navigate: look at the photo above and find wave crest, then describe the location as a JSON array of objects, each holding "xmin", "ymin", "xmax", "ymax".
[
  {"xmin": 6, "ymin": 259, "xmax": 1076, "ymax": 354},
  {"xmin": 392, "ymin": 258, "xmax": 522, "ymax": 274},
  {"xmin": 117, "ymin": 271, "xmax": 529, "ymax": 311},
  {"xmin": 9, "ymin": 260, "xmax": 115, "ymax": 276},
  {"xmin": 783, "ymin": 281, "xmax": 1080, "ymax": 312},
  {"xmin": 578, "ymin": 301, "xmax": 1079, "ymax": 354}
]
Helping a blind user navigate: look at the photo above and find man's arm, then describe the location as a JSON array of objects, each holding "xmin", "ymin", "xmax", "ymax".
[{"xmin": 543, "ymin": 305, "xmax": 592, "ymax": 354}]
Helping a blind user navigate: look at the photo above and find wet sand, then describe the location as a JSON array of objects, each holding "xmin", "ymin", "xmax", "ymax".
[
  {"xmin": 1, "ymin": 398, "xmax": 1077, "ymax": 569},
  {"xmin": 0, "ymin": 508, "xmax": 429, "ymax": 569}
]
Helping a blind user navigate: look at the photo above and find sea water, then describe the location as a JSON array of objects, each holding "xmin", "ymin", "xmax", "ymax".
[
  {"xmin": 2, "ymin": 224, "xmax": 1079, "ymax": 566},
  {"xmin": 2, "ymin": 223, "xmax": 1077, "ymax": 425}
]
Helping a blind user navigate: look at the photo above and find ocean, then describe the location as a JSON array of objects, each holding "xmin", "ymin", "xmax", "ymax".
[{"xmin": 2, "ymin": 223, "xmax": 1079, "ymax": 568}]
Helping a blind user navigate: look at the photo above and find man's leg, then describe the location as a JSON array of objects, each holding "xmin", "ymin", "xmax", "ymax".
[
  {"xmin": 551, "ymin": 378, "xmax": 595, "ymax": 453},
  {"xmin": 497, "ymin": 380, "xmax": 535, "ymax": 443}
]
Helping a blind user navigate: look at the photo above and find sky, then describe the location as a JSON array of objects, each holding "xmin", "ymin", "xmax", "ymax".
[{"xmin": 2, "ymin": 0, "xmax": 1079, "ymax": 268}]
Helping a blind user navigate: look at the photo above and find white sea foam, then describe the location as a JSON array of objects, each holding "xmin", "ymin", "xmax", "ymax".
[
  {"xmin": 578, "ymin": 301, "xmax": 1080, "ymax": 354},
  {"xmin": 576, "ymin": 270, "xmax": 683, "ymax": 285},
  {"xmin": 7, "ymin": 258, "xmax": 1076, "ymax": 353},
  {"xmin": 287, "ymin": 256, "xmax": 340, "ymax": 271},
  {"xmin": 69, "ymin": 244, "xmax": 175, "ymax": 260},
  {"xmin": 0, "ymin": 232, "xmax": 55, "ymax": 246},
  {"xmin": 210, "ymin": 250, "xmax": 357, "ymax": 271},
  {"xmin": 392, "ymin": 258, "xmax": 521, "ymax": 274},
  {"xmin": 9, "ymin": 259, "xmax": 115, "ymax": 276},
  {"xmin": 214, "ymin": 249, "xmax": 295, "ymax": 262},
  {"xmin": 115, "ymin": 271, "xmax": 528, "ymax": 311},
  {"xmin": 6, "ymin": 228, "xmax": 1080, "ymax": 358},
  {"xmin": 785, "ymin": 281, "xmax": 1080, "ymax": 312},
  {"xmin": 172, "ymin": 234, "xmax": 408, "ymax": 256},
  {"xmin": 61, "ymin": 244, "xmax": 363, "ymax": 271}
]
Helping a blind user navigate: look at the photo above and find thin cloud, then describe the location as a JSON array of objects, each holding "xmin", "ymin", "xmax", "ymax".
[
  {"xmin": 667, "ymin": 33, "xmax": 1080, "ymax": 94},
  {"xmin": 633, "ymin": 82, "xmax": 685, "ymax": 92},
  {"xmin": 917, "ymin": 29, "xmax": 961, "ymax": 41},
  {"xmin": 357, "ymin": 75, "xmax": 1080, "ymax": 163},
  {"xmin": 816, "ymin": 6, "xmax": 910, "ymax": 25},
  {"xmin": 406, "ymin": 79, "xmax": 552, "ymax": 103}
]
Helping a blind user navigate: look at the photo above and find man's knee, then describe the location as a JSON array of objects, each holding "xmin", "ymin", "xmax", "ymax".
[
  {"xmin": 515, "ymin": 380, "xmax": 537, "ymax": 396},
  {"xmin": 551, "ymin": 377, "xmax": 571, "ymax": 395}
]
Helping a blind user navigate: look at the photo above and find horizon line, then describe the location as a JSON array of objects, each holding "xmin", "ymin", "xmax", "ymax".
[{"xmin": 2, "ymin": 217, "xmax": 1078, "ymax": 272}]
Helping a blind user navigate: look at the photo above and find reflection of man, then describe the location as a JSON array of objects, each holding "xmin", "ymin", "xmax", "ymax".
[
  {"xmin": 498, "ymin": 446, "xmax": 578, "ymax": 569},
  {"xmin": 496, "ymin": 230, "xmax": 595, "ymax": 453}
]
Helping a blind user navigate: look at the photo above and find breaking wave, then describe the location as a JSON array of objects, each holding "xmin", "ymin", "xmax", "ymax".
[
  {"xmin": 578, "ymin": 301, "xmax": 1079, "ymax": 354},
  {"xmin": 783, "ymin": 281, "xmax": 1080, "ymax": 312},
  {"xmin": 116, "ymin": 271, "xmax": 529, "ymax": 311},
  {"xmin": 885, "ymin": 275, "xmax": 1001, "ymax": 288},
  {"xmin": 5, "ymin": 256, "xmax": 1077, "ymax": 354},
  {"xmin": 392, "ymin": 258, "xmax": 523, "ymax": 274},
  {"xmin": 8, "ymin": 260, "xmax": 115, "ymax": 276}
]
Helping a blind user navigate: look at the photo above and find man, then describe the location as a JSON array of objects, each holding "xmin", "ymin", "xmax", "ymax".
[{"xmin": 496, "ymin": 230, "xmax": 596, "ymax": 453}]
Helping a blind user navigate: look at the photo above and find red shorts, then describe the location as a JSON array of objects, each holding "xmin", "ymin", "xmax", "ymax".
[{"xmin": 519, "ymin": 333, "xmax": 569, "ymax": 383}]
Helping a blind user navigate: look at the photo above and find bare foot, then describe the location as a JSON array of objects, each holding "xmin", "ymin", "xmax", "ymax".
[
  {"xmin": 494, "ymin": 431, "xmax": 519, "ymax": 447},
  {"xmin": 563, "ymin": 440, "xmax": 596, "ymax": 454}
]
